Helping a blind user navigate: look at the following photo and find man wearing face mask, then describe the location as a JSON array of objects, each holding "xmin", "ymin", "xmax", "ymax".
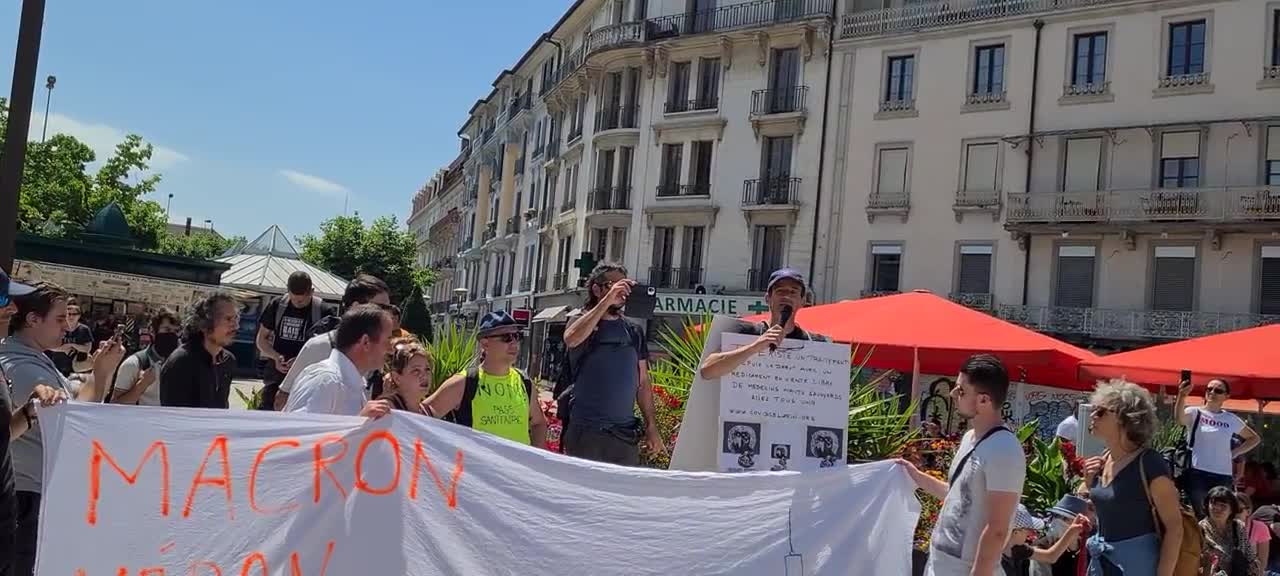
[{"xmin": 110, "ymin": 308, "xmax": 182, "ymax": 406}]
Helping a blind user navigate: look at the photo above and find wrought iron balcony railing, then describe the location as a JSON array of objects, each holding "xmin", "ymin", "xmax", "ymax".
[
  {"xmin": 750, "ymin": 86, "xmax": 808, "ymax": 116},
  {"xmin": 657, "ymin": 183, "xmax": 712, "ymax": 198},
  {"xmin": 1005, "ymin": 187, "xmax": 1280, "ymax": 225},
  {"xmin": 742, "ymin": 177, "xmax": 800, "ymax": 206},
  {"xmin": 996, "ymin": 305, "xmax": 1280, "ymax": 341},
  {"xmin": 587, "ymin": 186, "xmax": 632, "ymax": 211},
  {"xmin": 649, "ymin": 267, "xmax": 705, "ymax": 290}
]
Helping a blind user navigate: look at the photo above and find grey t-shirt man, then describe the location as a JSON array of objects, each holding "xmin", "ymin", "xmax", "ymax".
[
  {"xmin": 568, "ymin": 316, "xmax": 647, "ymax": 428},
  {"xmin": 927, "ymin": 427, "xmax": 1026, "ymax": 576},
  {"xmin": 0, "ymin": 337, "xmax": 73, "ymax": 494}
]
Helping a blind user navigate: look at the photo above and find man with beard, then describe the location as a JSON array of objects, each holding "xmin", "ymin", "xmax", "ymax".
[
  {"xmin": 896, "ymin": 354, "xmax": 1025, "ymax": 576},
  {"xmin": 159, "ymin": 293, "xmax": 239, "ymax": 409},
  {"xmin": 698, "ymin": 268, "xmax": 828, "ymax": 380},
  {"xmin": 110, "ymin": 308, "xmax": 182, "ymax": 406}
]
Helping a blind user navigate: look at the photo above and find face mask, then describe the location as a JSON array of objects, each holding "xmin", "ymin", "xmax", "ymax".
[{"xmin": 153, "ymin": 332, "xmax": 180, "ymax": 358}]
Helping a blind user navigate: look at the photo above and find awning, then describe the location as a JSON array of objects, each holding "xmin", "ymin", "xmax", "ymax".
[
  {"xmin": 742, "ymin": 291, "xmax": 1097, "ymax": 390},
  {"xmin": 1078, "ymin": 324, "xmax": 1280, "ymax": 400},
  {"xmin": 532, "ymin": 305, "xmax": 572, "ymax": 322}
]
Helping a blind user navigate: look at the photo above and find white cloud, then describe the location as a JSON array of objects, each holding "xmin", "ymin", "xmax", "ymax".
[
  {"xmin": 28, "ymin": 111, "xmax": 190, "ymax": 171},
  {"xmin": 278, "ymin": 169, "xmax": 349, "ymax": 198}
]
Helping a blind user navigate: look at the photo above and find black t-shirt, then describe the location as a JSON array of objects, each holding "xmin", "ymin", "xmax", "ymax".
[
  {"xmin": 259, "ymin": 298, "xmax": 318, "ymax": 361},
  {"xmin": 1089, "ymin": 449, "xmax": 1170, "ymax": 541},
  {"xmin": 735, "ymin": 320, "xmax": 831, "ymax": 343},
  {"xmin": 47, "ymin": 323, "xmax": 93, "ymax": 376},
  {"xmin": 1252, "ymin": 506, "xmax": 1280, "ymax": 570},
  {"xmin": 1001, "ymin": 545, "xmax": 1032, "ymax": 576}
]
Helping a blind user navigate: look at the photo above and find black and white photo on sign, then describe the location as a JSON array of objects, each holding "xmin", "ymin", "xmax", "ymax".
[
  {"xmin": 805, "ymin": 426, "xmax": 845, "ymax": 468},
  {"xmin": 771, "ymin": 443, "xmax": 791, "ymax": 471},
  {"xmin": 722, "ymin": 421, "xmax": 761, "ymax": 470}
]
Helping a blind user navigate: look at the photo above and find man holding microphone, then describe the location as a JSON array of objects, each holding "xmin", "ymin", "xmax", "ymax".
[{"xmin": 699, "ymin": 268, "xmax": 828, "ymax": 379}]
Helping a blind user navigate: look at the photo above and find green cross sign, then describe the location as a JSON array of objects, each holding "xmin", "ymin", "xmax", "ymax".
[
  {"xmin": 573, "ymin": 252, "xmax": 597, "ymax": 287},
  {"xmin": 747, "ymin": 301, "xmax": 770, "ymax": 313}
]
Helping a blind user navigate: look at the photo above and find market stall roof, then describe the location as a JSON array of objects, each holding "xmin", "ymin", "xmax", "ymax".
[
  {"xmin": 742, "ymin": 291, "xmax": 1097, "ymax": 390},
  {"xmin": 216, "ymin": 226, "xmax": 347, "ymax": 300},
  {"xmin": 1078, "ymin": 324, "xmax": 1280, "ymax": 400}
]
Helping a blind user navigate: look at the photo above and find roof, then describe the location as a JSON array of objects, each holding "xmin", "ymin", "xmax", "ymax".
[
  {"xmin": 1078, "ymin": 324, "xmax": 1280, "ymax": 400},
  {"xmin": 216, "ymin": 226, "xmax": 348, "ymax": 300},
  {"xmin": 742, "ymin": 291, "xmax": 1098, "ymax": 390}
]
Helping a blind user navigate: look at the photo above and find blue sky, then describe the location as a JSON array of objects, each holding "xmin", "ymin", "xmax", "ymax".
[{"xmin": 0, "ymin": 0, "xmax": 571, "ymax": 242}]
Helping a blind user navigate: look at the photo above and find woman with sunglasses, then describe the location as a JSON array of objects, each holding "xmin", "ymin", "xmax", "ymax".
[
  {"xmin": 378, "ymin": 337, "xmax": 432, "ymax": 411},
  {"xmin": 1174, "ymin": 378, "xmax": 1262, "ymax": 518}
]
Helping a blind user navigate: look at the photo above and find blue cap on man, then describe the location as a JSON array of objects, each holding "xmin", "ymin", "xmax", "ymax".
[
  {"xmin": 477, "ymin": 311, "xmax": 519, "ymax": 337},
  {"xmin": 766, "ymin": 268, "xmax": 807, "ymax": 296},
  {"xmin": 0, "ymin": 268, "xmax": 36, "ymax": 307}
]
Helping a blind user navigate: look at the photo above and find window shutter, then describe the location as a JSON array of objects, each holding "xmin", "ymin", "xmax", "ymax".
[
  {"xmin": 1055, "ymin": 247, "xmax": 1096, "ymax": 307},
  {"xmin": 1152, "ymin": 247, "xmax": 1196, "ymax": 312},
  {"xmin": 1064, "ymin": 137, "xmax": 1102, "ymax": 192},
  {"xmin": 1261, "ymin": 247, "xmax": 1280, "ymax": 315},
  {"xmin": 877, "ymin": 148, "xmax": 909, "ymax": 196},
  {"xmin": 958, "ymin": 245, "xmax": 993, "ymax": 294},
  {"xmin": 1267, "ymin": 126, "xmax": 1280, "ymax": 161},
  {"xmin": 964, "ymin": 143, "xmax": 998, "ymax": 192},
  {"xmin": 610, "ymin": 228, "xmax": 626, "ymax": 262}
]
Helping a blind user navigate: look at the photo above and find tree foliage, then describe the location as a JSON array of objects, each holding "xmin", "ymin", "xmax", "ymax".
[
  {"xmin": 158, "ymin": 232, "xmax": 246, "ymax": 260},
  {"xmin": 297, "ymin": 214, "xmax": 434, "ymax": 302},
  {"xmin": 0, "ymin": 98, "xmax": 214, "ymax": 258},
  {"xmin": 399, "ymin": 283, "xmax": 434, "ymax": 343}
]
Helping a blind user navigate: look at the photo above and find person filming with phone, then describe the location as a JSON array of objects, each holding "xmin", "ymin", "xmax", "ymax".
[
  {"xmin": 560, "ymin": 262, "xmax": 662, "ymax": 466},
  {"xmin": 1174, "ymin": 375, "xmax": 1261, "ymax": 518},
  {"xmin": 698, "ymin": 268, "xmax": 829, "ymax": 380}
]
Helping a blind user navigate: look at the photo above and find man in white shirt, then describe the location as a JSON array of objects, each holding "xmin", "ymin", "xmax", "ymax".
[
  {"xmin": 1054, "ymin": 411, "xmax": 1079, "ymax": 444},
  {"xmin": 283, "ymin": 304, "xmax": 393, "ymax": 418}
]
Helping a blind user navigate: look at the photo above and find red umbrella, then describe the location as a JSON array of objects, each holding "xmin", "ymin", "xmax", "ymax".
[
  {"xmin": 1077, "ymin": 324, "xmax": 1280, "ymax": 400},
  {"xmin": 742, "ymin": 291, "xmax": 1096, "ymax": 390}
]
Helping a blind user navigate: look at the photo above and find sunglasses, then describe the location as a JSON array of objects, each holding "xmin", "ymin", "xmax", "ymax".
[
  {"xmin": 1206, "ymin": 387, "xmax": 1228, "ymax": 396},
  {"xmin": 484, "ymin": 332, "xmax": 524, "ymax": 343},
  {"xmin": 1091, "ymin": 406, "xmax": 1109, "ymax": 418}
]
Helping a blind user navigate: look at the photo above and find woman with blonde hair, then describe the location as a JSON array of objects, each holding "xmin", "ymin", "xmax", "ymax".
[
  {"xmin": 379, "ymin": 337, "xmax": 433, "ymax": 411},
  {"xmin": 1078, "ymin": 379, "xmax": 1184, "ymax": 576}
]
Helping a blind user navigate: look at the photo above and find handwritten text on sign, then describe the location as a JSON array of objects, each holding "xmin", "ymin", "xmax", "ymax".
[
  {"xmin": 718, "ymin": 333, "xmax": 852, "ymax": 473},
  {"xmin": 39, "ymin": 403, "xmax": 918, "ymax": 575}
]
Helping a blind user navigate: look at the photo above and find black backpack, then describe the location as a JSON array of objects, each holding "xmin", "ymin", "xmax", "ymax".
[
  {"xmin": 106, "ymin": 350, "xmax": 153, "ymax": 404},
  {"xmin": 445, "ymin": 367, "xmax": 534, "ymax": 428},
  {"xmin": 552, "ymin": 318, "xmax": 643, "ymax": 448}
]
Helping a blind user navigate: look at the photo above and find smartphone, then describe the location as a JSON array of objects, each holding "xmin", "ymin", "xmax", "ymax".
[
  {"xmin": 1180, "ymin": 369, "xmax": 1192, "ymax": 388},
  {"xmin": 625, "ymin": 284, "xmax": 658, "ymax": 319}
]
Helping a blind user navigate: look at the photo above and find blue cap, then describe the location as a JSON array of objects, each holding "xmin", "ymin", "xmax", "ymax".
[
  {"xmin": 766, "ymin": 268, "xmax": 807, "ymax": 295},
  {"xmin": 0, "ymin": 268, "xmax": 36, "ymax": 305},
  {"xmin": 1048, "ymin": 494, "xmax": 1089, "ymax": 520},
  {"xmin": 477, "ymin": 311, "xmax": 518, "ymax": 337}
]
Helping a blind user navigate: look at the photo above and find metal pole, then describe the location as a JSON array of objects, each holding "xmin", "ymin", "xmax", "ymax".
[
  {"xmin": 166, "ymin": 193, "xmax": 174, "ymax": 219},
  {"xmin": 40, "ymin": 74, "xmax": 54, "ymax": 142},
  {"xmin": 0, "ymin": 0, "xmax": 48, "ymax": 272}
]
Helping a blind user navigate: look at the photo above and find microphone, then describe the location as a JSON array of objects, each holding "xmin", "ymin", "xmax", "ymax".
[{"xmin": 769, "ymin": 305, "xmax": 794, "ymax": 352}]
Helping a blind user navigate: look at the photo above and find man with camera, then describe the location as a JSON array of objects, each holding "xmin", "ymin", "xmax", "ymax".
[
  {"xmin": 559, "ymin": 262, "xmax": 663, "ymax": 466},
  {"xmin": 698, "ymin": 268, "xmax": 829, "ymax": 380}
]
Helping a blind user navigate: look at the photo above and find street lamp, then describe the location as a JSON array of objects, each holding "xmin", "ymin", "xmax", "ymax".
[
  {"xmin": 451, "ymin": 287, "xmax": 468, "ymax": 328},
  {"xmin": 40, "ymin": 74, "xmax": 54, "ymax": 143},
  {"xmin": 166, "ymin": 193, "xmax": 174, "ymax": 220}
]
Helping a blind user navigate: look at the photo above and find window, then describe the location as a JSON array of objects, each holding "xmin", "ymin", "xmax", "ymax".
[
  {"xmin": 963, "ymin": 142, "xmax": 999, "ymax": 192},
  {"xmin": 691, "ymin": 141, "xmax": 713, "ymax": 194},
  {"xmin": 1261, "ymin": 246, "xmax": 1280, "ymax": 315},
  {"xmin": 541, "ymin": 59, "xmax": 556, "ymax": 94},
  {"xmin": 592, "ymin": 228, "xmax": 609, "ymax": 261},
  {"xmin": 1167, "ymin": 20, "xmax": 1206, "ymax": 76},
  {"xmin": 1063, "ymin": 137, "xmax": 1103, "ymax": 192},
  {"xmin": 523, "ymin": 244, "xmax": 536, "ymax": 285},
  {"xmin": 956, "ymin": 245, "xmax": 993, "ymax": 295},
  {"xmin": 761, "ymin": 136, "xmax": 793, "ymax": 182},
  {"xmin": 652, "ymin": 226, "xmax": 676, "ymax": 286},
  {"xmin": 885, "ymin": 55, "xmax": 914, "ymax": 103},
  {"xmin": 752, "ymin": 226, "xmax": 786, "ymax": 289},
  {"xmin": 1054, "ymin": 246, "xmax": 1095, "ymax": 308},
  {"xmin": 682, "ymin": 226, "xmax": 705, "ymax": 287},
  {"xmin": 1072, "ymin": 32, "xmax": 1107, "ymax": 87},
  {"xmin": 669, "ymin": 61, "xmax": 692, "ymax": 111},
  {"xmin": 596, "ymin": 150, "xmax": 615, "ymax": 191},
  {"xmin": 870, "ymin": 244, "xmax": 902, "ymax": 293},
  {"xmin": 697, "ymin": 58, "xmax": 721, "ymax": 108},
  {"xmin": 1152, "ymin": 246, "xmax": 1196, "ymax": 312},
  {"xmin": 1267, "ymin": 126, "xmax": 1280, "ymax": 186},
  {"xmin": 610, "ymin": 228, "xmax": 626, "ymax": 262},
  {"xmin": 619, "ymin": 147, "xmax": 634, "ymax": 192},
  {"xmin": 972, "ymin": 44, "xmax": 1006, "ymax": 95},
  {"xmin": 768, "ymin": 48, "xmax": 800, "ymax": 112},
  {"xmin": 1273, "ymin": 9, "xmax": 1280, "ymax": 67},
  {"xmin": 875, "ymin": 147, "xmax": 909, "ymax": 199},
  {"xmin": 660, "ymin": 144, "xmax": 683, "ymax": 194},
  {"xmin": 1160, "ymin": 131, "xmax": 1200, "ymax": 188}
]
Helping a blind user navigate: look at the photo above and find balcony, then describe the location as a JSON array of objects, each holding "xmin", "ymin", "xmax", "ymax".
[
  {"xmin": 665, "ymin": 97, "xmax": 719, "ymax": 114},
  {"xmin": 866, "ymin": 192, "xmax": 910, "ymax": 222},
  {"xmin": 595, "ymin": 105, "xmax": 640, "ymax": 132},
  {"xmin": 996, "ymin": 305, "xmax": 1280, "ymax": 341},
  {"xmin": 538, "ymin": 209, "xmax": 554, "ymax": 229},
  {"xmin": 1155, "ymin": 72, "xmax": 1212, "ymax": 97},
  {"xmin": 949, "ymin": 292, "xmax": 994, "ymax": 311},
  {"xmin": 747, "ymin": 268, "xmax": 772, "ymax": 292},
  {"xmin": 507, "ymin": 92, "xmax": 532, "ymax": 121},
  {"xmin": 657, "ymin": 183, "xmax": 712, "ymax": 198},
  {"xmin": 1061, "ymin": 81, "xmax": 1112, "ymax": 104},
  {"xmin": 568, "ymin": 124, "xmax": 583, "ymax": 143},
  {"xmin": 481, "ymin": 222, "xmax": 498, "ymax": 243},
  {"xmin": 519, "ymin": 277, "xmax": 532, "ymax": 292},
  {"xmin": 588, "ymin": 21, "xmax": 645, "ymax": 52},
  {"xmin": 647, "ymin": 0, "xmax": 833, "ymax": 40},
  {"xmin": 953, "ymin": 190, "xmax": 1001, "ymax": 222},
  {"xmin": 742, "ymin": 177, "xmax": 800, "ymax": 207},
  {"xmin": 841, "ymin": 0, "xmax": 1123, "ymax": 39},
  {"xmin": 505, "ymin": 215, "xmax": 521, "ymax": 236},
  {"xmin": 963, "ymin": 90, "xmax": 1008, "ymax": 112},
  {"xmin": 560, "ymin": 195, "xmax": 577, "ymax": 214},
  {"xmin": 553, "ymin": 272, "xmax": 569, "ymax": 291},
  {"xmin": 1005, "ymin": 187, "xmax": 1280, "ymax": 230},
  {"xmin": 648, "ymin": 267, "xmax": 704, "ymax": 290},
  {"xmin": 751, "ymin": 87, "xmax": 808, "ymax": 116},
  {"xmin": 876, "ymin": 97, "xmax": 917, "ymax": 120}
]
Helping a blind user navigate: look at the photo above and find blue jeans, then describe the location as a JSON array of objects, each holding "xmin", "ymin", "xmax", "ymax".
[
  {"xmin": 1086, "ymin": 532, "xmax": 1159, "ymax": 576},
  {"xmin": 1187, "ymin": 467, "xmax": 1234, "ymax": 518}
]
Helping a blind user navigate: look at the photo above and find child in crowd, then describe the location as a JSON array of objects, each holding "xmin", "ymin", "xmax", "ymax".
[{"xmin": 1003, "ymin": 504, "xmax": 1090, "ymax": 576}]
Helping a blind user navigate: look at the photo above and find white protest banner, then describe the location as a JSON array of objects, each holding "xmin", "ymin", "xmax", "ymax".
[
  {"xmin": 39, "ymin": 403, "xmax": 919, "ymax": 575},
  {"xmin": 669, "ymin": 315, "xmax": 738, "ymax": 472},
  {"xmin": 717, "ymin": 333, "xmax": 852, "ymax": 473}
]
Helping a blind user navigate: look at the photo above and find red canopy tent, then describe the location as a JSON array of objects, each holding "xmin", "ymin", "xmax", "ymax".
[
  {"xmin": 741, "ymin": 291, "xmax": 1097, "ymax": 390},
  {"xmin": 1077, "ymin": 324, "xmax": 1280, "ymax": 400}
]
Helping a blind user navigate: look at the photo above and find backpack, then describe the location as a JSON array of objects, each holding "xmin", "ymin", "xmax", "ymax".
[
  {"xmin": 445, "ymin": 367, "xmax": 534, "ymax": 428},
  {"xmin": 552, "ymin": 317, "xmax": 644, "ymax": 449},
  {"xmin": 1139, "ymin": 449, "xmax": 1202, "ymax": 576},
  {"xmin": 273, "ymin": 296, "xmax": 323, "ymax": 339},
  {"xmin": 106, "ymin": 350, "xmax": 153, "ymax": 404}
]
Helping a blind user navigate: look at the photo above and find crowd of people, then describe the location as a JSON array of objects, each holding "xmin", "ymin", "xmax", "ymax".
[{"xmin": 1, "ymin": 260, "xmax": 1277, "ymax": 576}]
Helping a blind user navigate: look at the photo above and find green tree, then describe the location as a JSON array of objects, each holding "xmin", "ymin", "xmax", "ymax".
[
  {"xmin": 297, "ymin": 214, "xmax": 434, "ymax": 302},
  {"xmin": 158, "ymin": 232, "xmax": 246, "ymax": 260},
  {"xmin": 399, "ymin": 283, "xmax": 433, "ymax": 342}
]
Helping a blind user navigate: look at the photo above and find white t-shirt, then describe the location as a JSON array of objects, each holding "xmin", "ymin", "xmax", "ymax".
[
  {"xmin": 283, "ymin": 349, "xmax": 369, "ymax": 416},
  {"xmin": 927, "ymin": 427, "xmax": 1027, "ymax": 576},
  {"xmin": 278, "ymin": 332, "xmax": 335, "ymax": 395},
  {"xmin": 1055, "ymin": 414, "xmax": 1079, "ymax": 443},
  {"xmin": 112, "ymin": 350, "xmax": 165, "ymax": 406},
  {"xmin": 1185, "ymin": 406, "xmax": 1245, "ymax": 476}
]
